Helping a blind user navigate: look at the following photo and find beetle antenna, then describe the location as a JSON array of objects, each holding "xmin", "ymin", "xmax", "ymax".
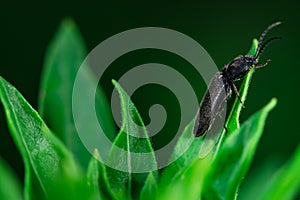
[
  {"xmin": 255, "ymin": 21, "xmax": 281, "ymax": 58},
  {"xmin": 255, "ymin": 36, "xmax": 282, "ymax": 59}
]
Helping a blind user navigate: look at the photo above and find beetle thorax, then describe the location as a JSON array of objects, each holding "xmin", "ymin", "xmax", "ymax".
[{"xmin": 222, "ymin": 55, "xmax": 257, "ymax": 81}]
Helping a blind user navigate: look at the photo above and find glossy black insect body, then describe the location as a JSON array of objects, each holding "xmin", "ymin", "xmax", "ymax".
[{"xmin": 193, "ymin": 22, "xmax": 281, "ymax": 137}]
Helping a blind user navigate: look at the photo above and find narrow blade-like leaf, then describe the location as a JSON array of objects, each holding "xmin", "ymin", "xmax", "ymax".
[
  {"xmin": 0, "ymin": 77, "xmax": 95, "ymax": 199},
  {"xmin": 163, "ymin": 39, "xmax": 276, "ymax": 199},
  {"xmin": 206, "ymin": 39, "xmax": 258, "ymax": 157},
  {"xmin": 224, "ymin": 39, "xmax": 258, "ymax": 133},
  {"xmin": 38, "ymin": 18, "xmax": 116, "ymax": 167},
  {"xmin": 87, "ymin": 149, "xmax": 115, "ymax": 200},
  {"xmin": 106, "ymin": 80, "xmax": 157, "ymax": 199},
  {"xmin": 254, "ymin": 143, "xmax": 300, "ymax": 200},
  {"xmin": 160, "ymin": 120, "xmax": 203, "ymax": 183},
  {"xmin": 158, "ymin": 158, "xmax": 211, "ymax": 200},
  {"xmin": 0, "ymin": 157, "xmax": 23, "ymax": 200},
  {"xmin": 139, "ymin": 172, "xmax": 158, "ymax": 200},
  {"xmin": 163, "ymin": 39, "xmax": 258, "ymax": 178},
  {"xmin": 203, "ymin": 98, "xmax": 277, "ymax": 199}
]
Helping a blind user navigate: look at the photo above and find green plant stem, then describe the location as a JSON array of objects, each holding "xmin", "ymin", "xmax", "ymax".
[{"xmin": 213, "ymin": 39, "xmax": 258, "ymax": 158}]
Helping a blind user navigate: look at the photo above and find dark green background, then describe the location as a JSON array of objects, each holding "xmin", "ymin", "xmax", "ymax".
[{"xmin": 0, "ymin": 0, "xmax": 299, "ymax": 189}]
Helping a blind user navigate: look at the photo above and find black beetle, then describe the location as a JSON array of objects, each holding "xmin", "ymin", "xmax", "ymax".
[{"xmin": 193, "ymin": 22, "xmax": 281, "ymax": 137}]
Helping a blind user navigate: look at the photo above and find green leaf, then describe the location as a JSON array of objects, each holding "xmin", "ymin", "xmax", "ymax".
[
  {"xmin": 203, "ymin": 98, "xmax": 277, "ymax": 199},
  {"xmin": 87, "ymin": 149, "xmax": 102, "ymax": 200},
  {"xmin": 253, "ymin": 143, "xmax": 300, "ymax": 200},
  {"xmin": 238, "ymin": 157, "xmax": 282, "ymax": 200},
  {"xmin": 106, "ymin": 80, "xmax": 157, "ymax": 199},
  {"xmin": 160, "ymin": 120, "xmax": 203, "ymax": 184},
  {"xmin": 24, "ymin": 169, "xmax": 46, "ymax": 200},
  {"xmin": 38, "ymin": 18, "xmax": 116, "ymax": 167},
  {"xmin": 158, "ymin": 158, "xmax": 211, "ymax": 200},
  {"xmin": 163, "ymin": 39, "xmax": 259, "ymax": 180},
  {"xmin": 0, "ymin": 76, "xmax": 95, "ymax": 199},
  {"xmin": 87, "ymin": 149, "xmax": 115, "ymax": 200},
  {"xmin": 209, "ymin": 39, "xmax": 258, "ymax": 158},
  {"xmin": 225, "ymin": 39, "xmax": 258, "ymax": 133},
  {"xmin": 0, "ymin": 157, "xmax": 23, "ymax": 200},
  {"xmin": 139, "ymin": 172, "xmax": 158, "ymax": 200}
]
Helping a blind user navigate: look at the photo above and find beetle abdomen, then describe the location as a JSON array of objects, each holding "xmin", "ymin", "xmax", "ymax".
[{"xmin": 193, "ymin": 72, "xmax": 229, "ymax": 137}]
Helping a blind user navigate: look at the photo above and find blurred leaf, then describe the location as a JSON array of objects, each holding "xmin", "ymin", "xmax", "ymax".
[
  {"xmin": 106, "ymin": 80, "xmax": 157, "ymax": 199},
  {"xmin": 0, "ymin": 157, "xmax": 23, "ymax": 200},
  {"xmin": 87, "ymin": 149, "xmax": 115, "ymax": 200},
  {"xmin": 87, "ymin": 150, "xmax": 102, "ymax": 200},
  {"xmin": 158, "ymin": 158, "xmax": 211, "ymax": 200},
  {"xmin": 203, "ymin": 98, "xmax": 277, "ymax": 199},
  {"xmin": 160, "ymin": 121, "xmax": 203, "ymax": 183},
  {"xmin": 38, "ymin": 18, "xmax": 116, "ymax": 168},
  {"xmin": 0, "ymin": 77, "xmax": 95, "ymax": 199},
  {"xmin": 139, "ymin": 172, "xmax": 158, "ymax": 200},
  {"xmin": 238, "ymin": 156, "xmax": 283, "ymax": 200},
  {"xmin": 253, "ymin": 144, "xmax": 300, "ymax": 200}
]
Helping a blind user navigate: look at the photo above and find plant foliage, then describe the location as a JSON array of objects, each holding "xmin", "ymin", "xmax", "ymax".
[{"xmin": 0, "ymin": 19, "xmax": 299, "ymax": 200}]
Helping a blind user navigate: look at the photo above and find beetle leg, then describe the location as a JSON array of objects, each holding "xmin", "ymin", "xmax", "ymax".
[
  {"xmin": 229, "ymin": 81, "xmax": 245, "ymax": 108},
  {"xmin": 254, "ymin": 59, "xmax": 271, "ymax": 69},
  {"xmin": 224, "ymin": 125, "xmax": 228, "ymax": 135}
]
